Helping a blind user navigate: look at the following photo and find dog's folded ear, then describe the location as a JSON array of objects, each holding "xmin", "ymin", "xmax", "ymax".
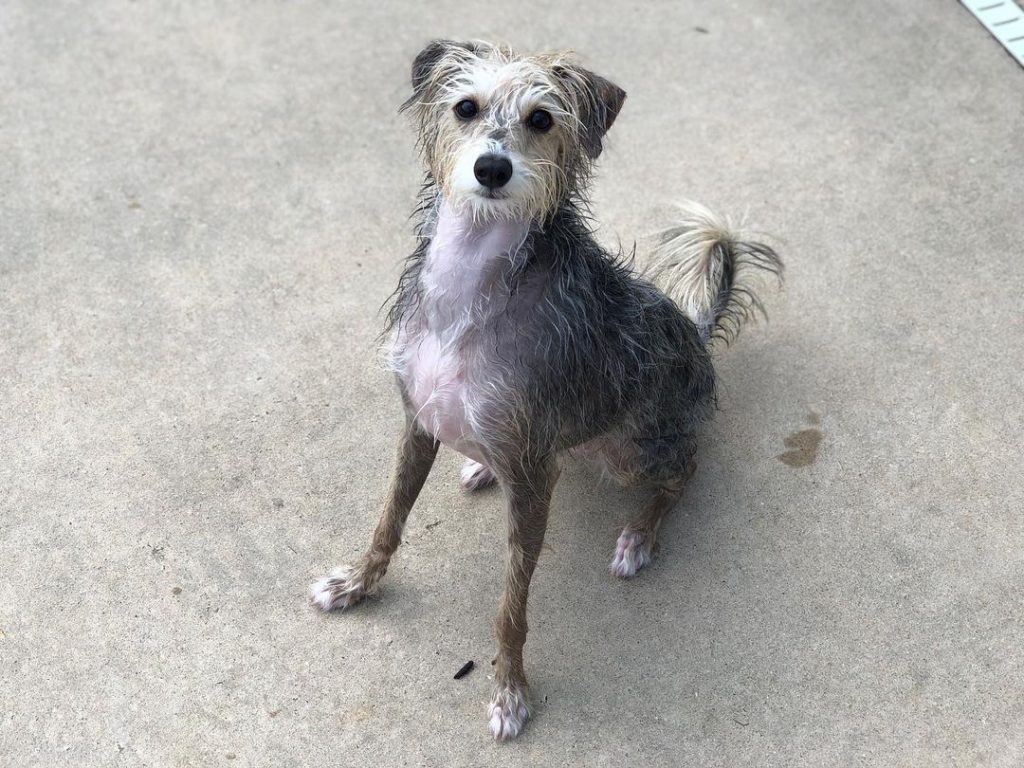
[
  {"xmin": 410, "ymin": 40, "xmax": 453, "ymax": 92},
  {"xmin": 407, "ymin": 40, "xmax": 478, "ymax": 98},
  {"xmin": 554, "ymin": 65, "xmax": 627, "ymax": 159}
]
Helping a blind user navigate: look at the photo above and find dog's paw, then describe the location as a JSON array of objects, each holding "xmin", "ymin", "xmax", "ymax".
[
  {"xmin": 460, "ymin": 459, "xmax": 496, "ymax": 491},
  {"xmin": 309, "ymin": 565, "xmax": 368, "ymax": 611},
  {"xmin": 609, "ymin": 530, "xmax": 653, "ymax": 578},
  {"xmin": 488, "ymin": 684, "xmax": 529, "ymax": 741}
]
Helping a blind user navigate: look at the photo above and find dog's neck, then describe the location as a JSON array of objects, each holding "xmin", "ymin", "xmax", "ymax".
[
  {"xmin": 429, "ymin": 197, "xmax": 530, "ymax": 261},
  {"xmin": 420, "ymin": 199, "xmax": 530, "ymax": 330}
]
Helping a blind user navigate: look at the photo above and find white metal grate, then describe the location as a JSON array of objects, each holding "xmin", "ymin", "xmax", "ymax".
[{"xmin": 962, "ymin": 0, "xmax": 1024, "ymax": 67}]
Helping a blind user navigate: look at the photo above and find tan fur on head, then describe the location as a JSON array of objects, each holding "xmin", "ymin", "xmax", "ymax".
[{"xmin": 402, "ymin": 40, "xmax": 626, "ymax": 223}]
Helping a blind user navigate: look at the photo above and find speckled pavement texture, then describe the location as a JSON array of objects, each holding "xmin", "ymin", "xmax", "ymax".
[{"xmin": 2, "ymin": 2, "xmax": 1022, "ymax": 765}]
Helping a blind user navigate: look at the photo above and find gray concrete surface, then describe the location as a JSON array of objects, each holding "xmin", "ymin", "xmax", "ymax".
[{"xmin": 2, "ymin": 1, "xmax": 1023, "ymax": 766}]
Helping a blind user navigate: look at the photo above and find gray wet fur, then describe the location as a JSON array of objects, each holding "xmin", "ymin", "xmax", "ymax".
[
  {"xmin": 312, "ymin": 39, "xmax": 782, "ymax": 741},
  {"xmin": 387, "ymin": 193, "xmax": 719, "ymax": 485}
]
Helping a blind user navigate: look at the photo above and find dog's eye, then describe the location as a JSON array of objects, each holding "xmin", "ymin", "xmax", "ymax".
[
  {"xmin": 527, "ymin": 109, "xmax": 553, "ymax": 132},
  {"xmin": 454, "ymin": 99, "xmax": 479, "ymax": 120}
]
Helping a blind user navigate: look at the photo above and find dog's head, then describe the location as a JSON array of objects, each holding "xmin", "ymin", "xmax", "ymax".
[{"xmin": 402, "ymin": 40, "xmax": 626, "ymax": 222}]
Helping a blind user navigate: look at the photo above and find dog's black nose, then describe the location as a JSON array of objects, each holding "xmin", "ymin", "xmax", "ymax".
[{"xmin": 473, "ymin": 154, "xmax": 513, "ymax": 189}]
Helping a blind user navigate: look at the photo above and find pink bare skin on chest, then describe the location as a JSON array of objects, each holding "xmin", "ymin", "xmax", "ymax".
[{"xmin": 392, "ymin": 201, "xmax": 529, "ymax": 463}]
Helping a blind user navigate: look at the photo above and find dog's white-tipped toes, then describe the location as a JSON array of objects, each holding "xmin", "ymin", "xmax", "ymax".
[
  {"xmin": 488, "ymin": 685, "xmax": 529, "ymax": 741},
  {"xmin": 460, "ymin": 459, "xmax": 496, "ymax": 491},
  {"xmin": 310, "ymin": 565, "xmax": 367, "ymax": 611},
  {"xmin": 609, "ymin": 530, "xmax": 653, "ymax": 578}
]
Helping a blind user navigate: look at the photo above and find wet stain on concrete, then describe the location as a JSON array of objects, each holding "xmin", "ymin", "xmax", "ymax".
[{"xmin": 777, "ymin": 428, "xmax": 822, "ymax": 467}]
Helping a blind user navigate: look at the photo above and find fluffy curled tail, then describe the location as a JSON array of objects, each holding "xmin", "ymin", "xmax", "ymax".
[{"xmin": 645, "ymin": 201, "xmax": 783, "ymax": 344}]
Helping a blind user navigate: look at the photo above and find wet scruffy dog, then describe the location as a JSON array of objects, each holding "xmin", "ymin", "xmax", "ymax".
[{"xmin": 310, "ymin": 40, "xmax": 782, "ymax": 740}]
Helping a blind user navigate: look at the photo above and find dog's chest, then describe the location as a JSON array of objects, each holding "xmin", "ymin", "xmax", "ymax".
[{"xmin": 394, "ymin": 205, "xmax": 528, "ymax": 459}]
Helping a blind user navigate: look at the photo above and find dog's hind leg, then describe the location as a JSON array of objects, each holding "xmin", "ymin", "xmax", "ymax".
[
  {"xmin": 460, "ymin": 458, "xmax": 496, "ymax": 491},
  {"xmin": 488, "ymin": 453, "xmax": 559, "ymax": 741},
  {"xmin": 310, "ymin": 416, "xmax": 438, "ymax": 611},
  {"xmin": 609, "ymin": 455, "xmax": 696, "ymax": 579}
]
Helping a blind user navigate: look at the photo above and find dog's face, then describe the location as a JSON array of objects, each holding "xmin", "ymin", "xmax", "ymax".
[{"xmin": 402, "ymin": 41, "xmax": 626, "ymax": 222}]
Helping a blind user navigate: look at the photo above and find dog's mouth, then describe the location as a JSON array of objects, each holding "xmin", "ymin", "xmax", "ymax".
[{"xmin": 476, "ymin": 188, "xmax": 509, "ymax": 201}]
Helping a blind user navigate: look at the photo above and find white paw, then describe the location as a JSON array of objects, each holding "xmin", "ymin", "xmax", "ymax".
[
  {"xmin": 488, "ymin": 685, "xmax": 529, "ymax": 741},
  {"xmin": 460, "ymin": 459, "xmax": 496, "ymax": 491},
  {"xmin": 609, "ymin": 530, "xmax": 653, "ymax": 578},
  {"xmin": 309, "ymin": 565, "xmax": 367, "ymax": 611}
]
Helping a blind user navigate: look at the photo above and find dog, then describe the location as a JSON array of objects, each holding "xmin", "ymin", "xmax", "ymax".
[{"xmin": 310, "ymin": 40, "xmax": 782, "ymax": 740}]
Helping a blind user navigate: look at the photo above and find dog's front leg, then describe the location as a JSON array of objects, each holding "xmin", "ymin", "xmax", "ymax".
[
  {"xmin": 310, "ymin": 416, "xmax": 438, "ymax": 611},
  {"xmin": 488, "ymin": 453, "xmax": 560, "ymax": 740}
]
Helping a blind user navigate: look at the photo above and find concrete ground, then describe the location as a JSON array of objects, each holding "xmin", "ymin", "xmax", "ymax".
[{"xmin": 2, "ymin": 1, "xmax": 1022, "ymax": 766}]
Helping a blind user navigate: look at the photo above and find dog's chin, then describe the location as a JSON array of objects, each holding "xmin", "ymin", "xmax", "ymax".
[{"xmin": 460, "ymin": 190, "xmax": 523, "ymax": 221}]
